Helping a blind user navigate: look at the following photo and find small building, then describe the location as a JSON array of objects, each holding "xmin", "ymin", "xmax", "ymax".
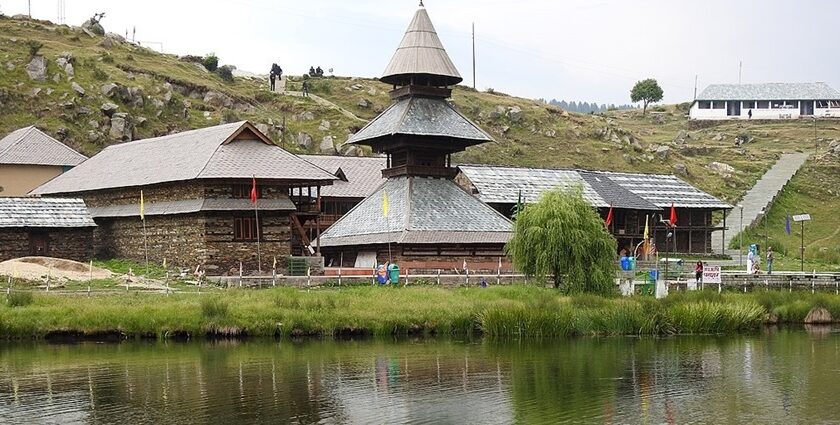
[
  {"xmin": 33, "ymin": 121, "xmax": 336, "ymax": 273},
  {"xmin": 0, "ymin": 126, "xmax": 87, "ymax": 196},
  {"xmin": 299, "ymin": 155, "xmax": 387, "ymax": 230},
  {"xmin": 456, "ymin": 165, "xmax": 732, "ymax": 255},
  {"xmin": 690, "ymin": 82, "xmax": 840, "ymax": 120},
  {"xmin": 0, "ymin": 197, "xmax": 96, "ymax": 262},
  {"xmin": 317, "ymin": 4, "xmax": 513, "ymax": 271}
]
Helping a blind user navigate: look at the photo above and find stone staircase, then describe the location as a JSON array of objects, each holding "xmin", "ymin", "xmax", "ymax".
[{"xmin": 712, "ymin": 152, "xmax": 810, "ymax": 253}]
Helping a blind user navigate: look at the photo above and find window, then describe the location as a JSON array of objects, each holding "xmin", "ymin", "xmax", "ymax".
[
  {"xmin": 817, "ymin": 100, "xmax": 829, "ymax": 108},
  {"xmin": 233, "ymin": 217, "xmax": 260, "ymax": 241},
  {"xmin": 831, "ymin": 100, "xmax": 840, "ymax": 108},
  {"xmin": 756, "ymin": 100, "xmax": 770, "ymax": 109},
  {"xmin": 698, "ymin": 101, "xmax": 711, "ymax": 109},
  {"xmin": 712, "ymin": 101, "xmax": 726, "ymax": 109},
  {"xmin": 742, "ymin": 101, "xmax": 755, "ymax": 109},
  {"xmin": 232, "ymin": 184, "xmax": 261, "ymax": 199},
  {"xmin": 772, "ymin": 100, "xmax": 798, "ymax": 109}
]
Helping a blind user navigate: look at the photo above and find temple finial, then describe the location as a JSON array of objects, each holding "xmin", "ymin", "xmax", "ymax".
[{"xmin": 419, "ymin": 0, "xmax": 424, "ymax": 7}]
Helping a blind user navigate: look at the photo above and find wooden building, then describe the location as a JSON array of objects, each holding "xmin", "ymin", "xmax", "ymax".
[
  {"xmin": 33, "ymin": 121, "xmax": 336, "ymax": 274},
  {"xmin": 456, "ymin": 165, "xmax": 732, "ymax": 255},
  {"xmin": 0, "ymin": 197, "xmax": 96, "ymax": 262},
  {"xmin": 0, "ymin": 126, "xmax": 87, "ymax": 196},
  {"xmin": 317, "ymin": 4, "xmax": 513, "ymax": 271}
]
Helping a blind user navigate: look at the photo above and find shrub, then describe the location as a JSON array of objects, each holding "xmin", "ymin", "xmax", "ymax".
[
  {"xmin": 179, "ymin": 54, "xmax": 203, "ymax": 63},
  {"xmin": 255, "ymin": 91, "xmax": 277, "ymax": 103},
  {"xmin": 26, "ymin": 40, "xmax": 43, "ymax": 57},
  {"xmin": 200, "ymin": 297, "xmax": 229, "ymax": 319},
  {"xmin": 125, "ymin": 54, "xmax": 134, "ymax": 61},
  {"xmin": 220, "ymin": 109, "xmax": 239, "ymax": 123},
  {"xmin": 202, "ymin": 53, "xmax": 219, "ymax": 72},
  {"xmin": 7, "ymin": 291, "xmax": 33, "ymax": 308},
  {"xmin": 216, "ymin": 65, "xmax": 234, "ymax": 82},
  {"xmin": 92, "ymin": 66, "xmax": 108, "ymax": 81},
  {"xmin": 100, "ymin": 53, "xmax": 114, "ymax": 63}
]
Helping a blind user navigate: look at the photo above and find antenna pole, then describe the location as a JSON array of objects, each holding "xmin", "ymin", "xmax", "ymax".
[
  {"xmin": 693, "ymin": 74, "xmax": 698, "ymax": 100},
  {"xmin": 472, "ymin": 22, "xmax": 476, "ymax": 90},
  {"xmin": 738, "ymin": 61, "xmax": 742, "ymax": 84},
  {"xmin": 28, "ymin": 0, "xmax": 31, "ymax": 17}
]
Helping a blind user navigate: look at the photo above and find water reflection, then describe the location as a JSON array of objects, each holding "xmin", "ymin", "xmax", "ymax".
[{"xmin": 0, "ymin": 329, "xmax": 839, "ymax": 424}]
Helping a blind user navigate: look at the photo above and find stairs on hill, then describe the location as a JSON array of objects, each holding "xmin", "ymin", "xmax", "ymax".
[{"xmin": 712, "ymin": 152, "xmax": 810, "ymax": 254}]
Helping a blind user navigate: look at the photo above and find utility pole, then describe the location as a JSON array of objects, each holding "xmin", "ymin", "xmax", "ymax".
[
  {"xmin": 693, "ymin": 75, "xmax": 698, "ymax": 100},
  {"xmin": 738, "ymin": 61, "xmax": 742, "ymax": 84},
  {"xmin": 28, "ymin": 0, "xmax": 31, "ymax": 18},
  {"xmin": 471, "ymin": 22, "xmax": 476, "ymax": 90},
  {"xmin": 814, "ymin": 116, "xmax": 818, "ymax": 152}
]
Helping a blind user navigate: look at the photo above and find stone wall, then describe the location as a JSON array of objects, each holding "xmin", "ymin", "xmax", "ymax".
[
  {"xmin": 95, "ymin": 214, "xmax": 206, "ymax": 268},
  {"xmin": 204, "ymin": 212, "xmax": 292, "ymax": 274},
  {"xmin": 0, "ymin": 228, "xmax": 93, "ymax": 262}
]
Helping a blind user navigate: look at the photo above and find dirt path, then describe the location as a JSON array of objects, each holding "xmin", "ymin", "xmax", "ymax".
[
  {"xmin": 271, "ymin": 75, "xmax": 366, "ymax": 123},
  {"xmin": 0, "ymin": 257, "xmax": 113, "ymax": 281}
]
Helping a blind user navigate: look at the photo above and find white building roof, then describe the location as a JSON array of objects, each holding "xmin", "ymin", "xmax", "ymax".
[{"xmin": 696, "ymin": 83, "xmax": 840, "ymax": 101}]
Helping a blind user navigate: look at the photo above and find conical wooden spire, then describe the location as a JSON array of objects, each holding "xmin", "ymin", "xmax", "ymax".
[{"xmin": 381, "ymin": 6, "xmax": 462, "ymax": 87}]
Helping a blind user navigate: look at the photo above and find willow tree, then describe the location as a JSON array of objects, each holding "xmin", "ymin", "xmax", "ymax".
[{"xmin": 506, "ymin": 187, "xmax": 617, "ymax": 295}]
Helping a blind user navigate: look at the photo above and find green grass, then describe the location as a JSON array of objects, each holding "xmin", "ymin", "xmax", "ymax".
[{"xmin": 0, "ymin": 286, "xmax": 836, "ymax": 340}]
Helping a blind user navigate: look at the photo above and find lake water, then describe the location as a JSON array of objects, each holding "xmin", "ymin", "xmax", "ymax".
[{"xmin": 1, "ymin": 328, "xmax": 839, "ymax": 424}]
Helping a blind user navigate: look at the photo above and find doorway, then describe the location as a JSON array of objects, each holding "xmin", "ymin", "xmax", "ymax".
[
  {"xmin": 800, "ymin": 100, "xmax": 814, "ymax": 116},
  {"xmin": 29, "ymin": 232, "xmax": 49, "ymax": 257},
  {"xmin": 727, "ymin": 101, "xmax": 741, "ymax": 117}
]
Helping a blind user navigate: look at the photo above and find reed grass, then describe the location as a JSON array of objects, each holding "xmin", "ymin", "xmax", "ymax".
[{"xmin": 0, "ymin": 287, "xmax": 837, "ymax": 340}]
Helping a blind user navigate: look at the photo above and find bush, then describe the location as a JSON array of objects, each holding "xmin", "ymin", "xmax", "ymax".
[
  {"xmin": 200, "ymin": 297, "xmax": 229, "ymax": 319},
  {"xmin": 100, "ymin": 53, "xmax": 114, "ymax": 63},
  {"xmin": 92, "ymin": 66, "xmax": 108, "ymax": 81},
  {"xmin": 255, "ymin": 91, "xmax": 277, "ymax": 103},
  {"xmin": 202, "ymin": 53, "xmax": 219, "ymax": 72},
  {"xmin": 26, "ymin": 40, "xmax": 43, "ymax": 57},
  {"xmin": 125, "ymin": 54, "xmax": 134, "ymax": 61},
  {"xmin": 221, "ymin": 109, "xmax": 239, "ymax": 123},
  {"xmin": 216, "ymin": 65, "xmax": 234, "ymax": 82},
  {"xmin": 7, "ymin": 291, "xmax": 33, "ymax": 308},
  {"xmin": 179, "ymin": 55, "xmax": 203, "ymax": 63}
]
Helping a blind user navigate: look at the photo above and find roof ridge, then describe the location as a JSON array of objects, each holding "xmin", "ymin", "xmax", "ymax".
[
  {"xmin": 0, "ymin": 126, "xmax": 33, "ymax": 158},
  {"xmin": 103, "ymin": 121, "xmax": 245, "ymax": 151}
]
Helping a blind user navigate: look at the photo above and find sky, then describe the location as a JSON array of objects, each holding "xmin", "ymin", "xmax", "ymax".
[{"xmin": 4, "ymin": 0, "xmax": 839, "ymax": 105}]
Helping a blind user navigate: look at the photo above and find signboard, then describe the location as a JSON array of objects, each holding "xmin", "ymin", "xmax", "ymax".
[
  {"xmin": 792, "ymin": 214, "xmax": 811, "ymax": 222},
  {"xmin": 702, "ymin": 265, "xmax": 722, "ymax": 284}
]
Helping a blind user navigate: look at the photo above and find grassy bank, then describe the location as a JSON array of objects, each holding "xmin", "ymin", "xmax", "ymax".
[{"xmin": 2, "ymin": 286, "xmax": 839, "ymax": 340}]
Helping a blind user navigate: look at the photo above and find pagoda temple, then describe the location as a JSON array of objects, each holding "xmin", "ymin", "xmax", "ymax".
[{"xmin": 317, "ymin": 3, "xmax": 513, "ymax": 270}]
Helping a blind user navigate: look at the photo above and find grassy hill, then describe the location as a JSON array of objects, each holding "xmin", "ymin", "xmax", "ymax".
[{"xmin": 2, "ymin": 15, "xmax": 838, "ymax": 266}]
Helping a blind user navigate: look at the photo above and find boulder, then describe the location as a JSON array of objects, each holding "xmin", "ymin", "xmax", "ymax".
[
  {"xmin": 341, "ymin": 145, "xmax": 361, "ymax": 157},
  {"xmin": 712, "ymin": 133, "xmax": 724, "ymax": 142},
  {"xmin": 100, "ymin": 102, "xmax": 119, "ymax": 116},
  {"xmin": 255, "ymin": 123, "xmax": 270, "ymax": 135},
  {"xmin": 127, "ymin": 87, "xmax": 145, "ymax": 107},
  {"xmin": 674, "ymin": 163, "xmax": 689, "ymax": 176},
  {"xmin": 507, "ymin": 106, "xmax": 523, "ymax": 122},
  {"xmin": 655, "ymin": 145, "xmax": 671, "ymax": 159},
  {"xmin": 101, "ymin": 83, "xmax": 119, "ymax": 97},
  {"xmin": 804, "ymin": 307, "xmax": 832, "ymax": 324},
  {"xmin": 319, "ymin": 120, "xmax": 331, "ymax": 131},
  {"xmin": 297, "ymin": 132, "xmax": 312, "ymax": 149},
  {"xmin": 87, "ymin": 130, "xmax": 101, "ymax": 143},
  {"xmin": 674, "ymin": 129, "xmax": 689, "ymax": 144},
  {"xmin": 64, "ymin": 62, "xmax": 75, "ymax": 78},
  {"xmin": 81, "ymin": 18, "xmax": 105, "ymax": 36},
  {"xmin": 708, "ymin": 161, "xmax": 735, "ymax": 175},
  {"xmin": 296, "ymin": 111, "xmax": 315, "ymax": 121},
  {"xmin": 357, "ymin": 98, "xmax": 371, "ymax": 109},
  {"xmin": 319, "ymin": 136, "xmax": 336, "ymax": 154},
  {"xmin": 203, "ymin": 91, "xmax": 233, "ymax": 108},
  {"xmin": 108, "ymin": 113, "xmax": 132, "ymax": 141},
  {"xmin": 25, "ymin": 56, "xmax": 47, "ymax": 81},
  {"xmin": 631, "ymin": 139, "xmax": 644, "ymax": 152},
  {"xmin": 135, "ymin": 116, "xmax": 147, "ymax": 127},
  {"xmin": 71, "ymin": 82, "xmax": 85, "ymax": 96}
]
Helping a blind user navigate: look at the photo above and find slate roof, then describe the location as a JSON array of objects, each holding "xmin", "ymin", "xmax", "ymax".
[
  {"xmin": 318, "ymin": 176, "xmax": 512, "ymax": 247},
  {"xmin": 0, "ymin": 126, "xmax": 87, "ymax": 166},
  {"xmin": 457, "ymin": 165, "xmax": 730, "ymax": 210},
  {"xmin": 696, "ymin": 83, "xmax": 840, "ymax": 101},
  {"xmin": 87, "ymin": 197, "xmax": 297, "ymax": 218},
  {"xmin": 381, "ymin": 6, "xmax": 462, "ymax": 87},
  {"xmin": 348, "ymin": 96, "xmax": 492, "ymax": 146},
  {"xmin": 299, "ymin": 155, "xmax": 387, "ymax": 198},
  {"xmin": 0, "ymin": 197, "xmax": 95, "ymax": 228},
  {"xmin": 33, "ymin": 122, "xmax": 336, "ymax": 195}
]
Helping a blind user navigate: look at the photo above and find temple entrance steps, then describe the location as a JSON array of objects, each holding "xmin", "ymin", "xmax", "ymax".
[{"xmin": 712, "ymin": 152, "xmax": 810, "ymax": 253}]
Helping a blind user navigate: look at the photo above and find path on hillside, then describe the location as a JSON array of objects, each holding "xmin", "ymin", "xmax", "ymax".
[
  {"xmin": 271, "ymin": 76, "xmax": 366, "ymax": 123},
  {"xmin": 711, "ymin": 152, "xmax": 810, "ymax": 254}
]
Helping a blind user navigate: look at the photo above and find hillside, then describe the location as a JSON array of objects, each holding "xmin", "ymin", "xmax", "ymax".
[{"xmin": 1, "ymin": 15, "xmax": 839, "ymax": 263}]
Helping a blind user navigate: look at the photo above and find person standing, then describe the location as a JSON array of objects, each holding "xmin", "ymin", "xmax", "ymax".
[
  {"xmin": 748, "ymin": 109, "xmax": 753, "ymax": 119},
  {"xmin": 269, "ymin": 70, "xmax": 276, "ymax": 91},
  {"xmin": 747, "ymin": 249, "xmax": 754, "ymax": 274},
  {"xmin": 694, "ymin": 261, "xmax": 703, "ymax": 285},
  {"xmin": 302, "ymin": 80, "xmax": 309, "ymax": 97},
  {"xmin": 766, "ymin": 246, "xmax": 774, "ymax": 275}
]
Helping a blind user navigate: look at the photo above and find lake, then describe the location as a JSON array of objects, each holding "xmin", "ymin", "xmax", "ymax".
[{"xmin": 1, "ymin": 328, "xmax": 839, "ymax": 424}]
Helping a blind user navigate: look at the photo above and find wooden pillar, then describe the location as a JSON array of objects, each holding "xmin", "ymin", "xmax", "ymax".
[
  {"xmin": 722, "ymin": 213, "xmax": 726, "ymax": 254},
  {"xmin": 316, "ymin": 185, "xmax": 321, "ymax": 255},
  {"xmin": 688, "ymin": 209, "xmax": 693, "ymax": 254}
]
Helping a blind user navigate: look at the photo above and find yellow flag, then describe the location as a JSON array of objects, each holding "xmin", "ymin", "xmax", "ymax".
[
  {"xmin": 643, "ymin": 214, "xmax": 649, "ymax": 240},
  {"xmin": 139, "ymin": 190, "xmax": 145, "ymax": 220},
  {"xmin": 382, "ymin": 191, "xmax": 390, "ymax": 218}
]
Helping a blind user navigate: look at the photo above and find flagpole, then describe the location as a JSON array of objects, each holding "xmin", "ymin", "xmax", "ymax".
[
  {"xmin": 253, "ymin": 176, "xmax": 262, "ymax": 276},
  {"xmin": 143, "ymin": 217, "xmax": 148, "ymax": 275}
]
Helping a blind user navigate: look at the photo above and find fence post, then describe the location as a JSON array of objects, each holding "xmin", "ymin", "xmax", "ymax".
[
  {"xmin": 718, "ymin": 281, "xmax": 721, "ymax": 294},
  {"xmin": 835, "ymin": 280, "xmax": 838, "ymax": 295},
  {"xmin": 87, "ymin": 285, "xmax": 91, "ymax": 297},
  {"xmin": 466, "ymin": 268, "xmax": 469, "ymax": 286},
  {"xmin": 405, "ymin": 268, "xmax": 409, "ymax": 287},
  {"xmin": 437, "ymin": 269, "xmax": 441, "ymax": 285},
  {"xmin": 307, "ymin": 267, "xmax": 311, "ymax": 291},
  {"xmin": 789, "ymin": 279, "xmax": 792, "ymax": 293},
  {"xmin": 338, "ymin": 266, "xmax": 342, "ymax": 289},
  {"xmin": 812, "ymin": 280, "xmax": 815, "ymax": 294}
]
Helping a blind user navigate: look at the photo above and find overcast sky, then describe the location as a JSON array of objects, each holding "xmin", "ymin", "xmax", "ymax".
[{"xmin": 6, "ymin": 0, "xmax": 839, "ymax": 104}]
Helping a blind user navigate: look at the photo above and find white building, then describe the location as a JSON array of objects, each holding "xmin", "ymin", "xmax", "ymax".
[{"xmin": 689, "ymin": 82, "xmax": 840, "ymax": 120}]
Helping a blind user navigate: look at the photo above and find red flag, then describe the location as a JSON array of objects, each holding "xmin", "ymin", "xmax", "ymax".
[
  {"xmin": 605, "ymin": 205, "xmax": 614, "ymax": 227},
  {"xmin": 669, "ymin": 203, "xmax": 677, "ymax": 227},
  {"xmin": 250, "ymin": 176, "xmax": 258, "ymax": 204}
]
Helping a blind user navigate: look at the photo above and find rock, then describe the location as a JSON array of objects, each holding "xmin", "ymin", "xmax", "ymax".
[
  {"xmin": 350, "ymin": 84, "xmax": 364, "ymax": 90},
  {"xmin": 163, "ymin": 91, "xmax": 173, "ymax": 103},
  {"xmin": 25, "ymin": 56, "xmax": 47, "ymax": 81},
  {"xmin": 804, "ymin": 307, "xmax": 832, "ymax": 324},
  {"xmin": 655, "ymin": 145, "xmax": 671, "ymax": 159},
  {"xmin": 341, "ymin": 145, "xmax": 361, "ymax": 157},
  {"xmin": 297, "ymin": 132, "xmax": 312, "ymax": 149},
  {"xmin": 296, "ymin": 111, "xmax": 315, "ymax": 121},
  {"xmin": 234, "ymin": 103, "xmax": 253, "ymax": 114},
  {"xmin": 544, "ymin": 129, "xmax": 556, "ymax": 138},
  {"xmin": 601, "ymin": 147, "xmax": 611, "ymax": 152},
  {"xmin": 674, "ymin": 163, "xmax": 689, "ymax": 176},
  {"xmin": 319, "ymin": 120, "xmax": 331, "ymax": 131},
  {"xmin": 45, "ymin": 88, "xmax": 54, "ymax": 96},
  {"xmin": 357, "ymin": 98, "xmax": 371, "ymax": 109},
  {"xmin": 501, "ymin": 125, "xmax": 511, "ymax": 134},
  {"xmin": 631, "ymin": 140, "xmax": 644, "ymax": 152},
  {"xmin": 712, "ymin": 133, "xmax": 724, "ymax": 142},
  {"xmin": 203, "ymin": 91, "xmax": 233, "ymax": 108},
  {"xmin": 56, "ymin": 127, "xmax": 69, "ymax": 141},
  {"xmin": 57, "ymin": 57, "xmax": 68, "ymax": 68},
  {"xmin": 256, "ymin": 123, "xmax": 270, "ymax": 134},
  {"xmin": 735, "ymin": 134, "xmax": 754, "ymax": 146},
  {"xmin": 507, "ymin": 106, "xmax": 523, "ymax": 122},
  {"xmin": 623, "ymin": 154, "xmax": 635, "ymax": 164},
  {"xmin": 193, "ymin": 62, "xmax": 209, "ymax": 73},
  {"xmin": 674, "ymin": 129, "xmax": 689, "ymax": 144},
  {"xmin": 319, "ymin": 136, "xmax": 336, "ymax": 154},
  {"xmin": 127, "ymin": 87, "xmax": 145, "ymax": 107},
  {"xmin": 708, "ymin": 161, "xmax": 735, "ymax": 176},
  {"xmin": 87, "ymin": 130, "xmax": 101, "ymax": 143},
  {"xmin": 58, "ymin": 51, "xmax": 75, "ymax": 63},
  {"xmin": 367, "ymin": 88, "xmax": 377, "ymax": 96},
  {"xmin": 135, "ymin": 116, "xmax": 147, "ymax": 127},
  {"xmin": 108, "ymin": 113, "xmax": 132, "ymax": 141},
  {"xmin": 561, "ymin": 110, "xmax": 570, "ymax": 118},
  {"xmin": 88, "ymin": 120, "xmax": 99, "ymax": 128},
  {"xmin": 52, "ymin": 73, "xmax": 61, "ymax": 83},
  {"xmin": 6, "ymin": 62, "xmax": 15, "ymax": 71},
  {"xmin": 30, "ymin": 88, "xmax": 42, "ymax": 97},
  {"xmin": 64, "ymin": 62, "xmax": 75, "ymax": 78},
  {"xmin": 100, "ymin": 102, "xmax": 119, "ymax": 116},
  {"xmin": 101, "ymin": 83, "xmax": 119, "ymax": 97},
  {"xmin": 78, "ymin": 106, "xmax": 92, "ymax": 115},
  {"xmin": 81, "ymin": 18, "xmax": 105, "ymax": 36},
  {"xmin": 71, "ymin": 82, "xmax": 85, "ymax": 96},
  {"xmin": 151, "ymin": 98, "xmax": 165, "ymax": 109}
]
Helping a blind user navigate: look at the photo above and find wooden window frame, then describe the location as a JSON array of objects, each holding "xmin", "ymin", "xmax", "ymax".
[
  {"xmin": 233, "ymin": 216, "xmax": 261, "ymax": 242},
  {"xmin": 232, "ymin": 184, "xmax": 261, "ymax": 199}
]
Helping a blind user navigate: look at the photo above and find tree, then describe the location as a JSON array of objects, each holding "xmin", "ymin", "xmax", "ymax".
[
  {"xmin": 505, "ymin": 186, "xmax": 618, "ymax": 294},
  {"xmin": 630, "ymin": 78, "xmax": 664, "ymax": 115}
]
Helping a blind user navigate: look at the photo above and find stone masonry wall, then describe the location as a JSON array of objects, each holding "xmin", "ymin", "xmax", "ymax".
[
  {"xmin": 0, "ymin": 228, "xmax": 93, "ymax": 262},
  {"xmin": 204, "ymin": 212, "xmax": 291, "ymax": 274},
  {"xmin": 95, "ymin": 214, "xmax": 206, "ymax": 269}
]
